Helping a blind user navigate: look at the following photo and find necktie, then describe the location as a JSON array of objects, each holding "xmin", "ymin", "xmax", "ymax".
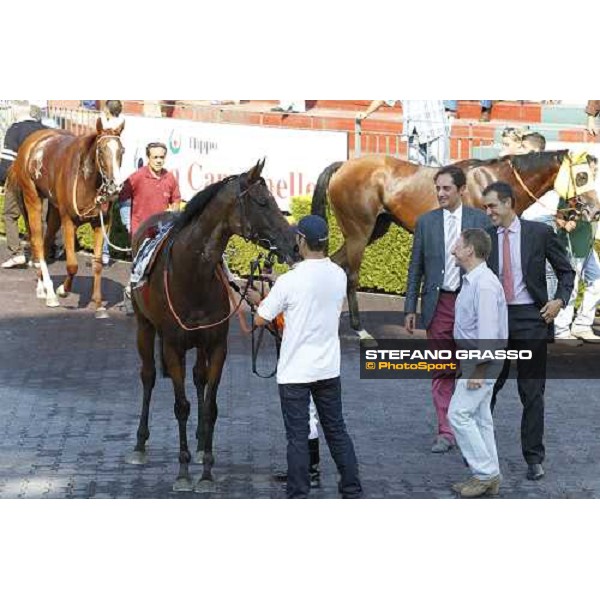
[
  {"xmin": 445, "ymin": 214, "xmax": 460, "ymax": 291},
  {"xmin": 502, "ymin": 229, "xmax": 515, "ymax": 303}
]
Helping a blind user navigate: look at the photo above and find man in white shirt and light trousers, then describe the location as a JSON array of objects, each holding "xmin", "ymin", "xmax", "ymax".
[
  {"xmin": 449, "ymin": 228, "xmax": 508, "ymax": 498},
  {"xmin": 253, "ymin": 215, "xmax": 363, "ymax": 499}
]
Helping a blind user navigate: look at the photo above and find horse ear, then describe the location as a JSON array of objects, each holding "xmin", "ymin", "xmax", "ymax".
[
  {"xmin": 115, "ymin": 120, "xmax": 125, "ymax": 136},
  {"xmin": 247, "ymin": 158, "xmax": 265, "ymax": 183},
  {"xmin": 96, "ymin": 117, "xmax": 104, "ymax": 134}
]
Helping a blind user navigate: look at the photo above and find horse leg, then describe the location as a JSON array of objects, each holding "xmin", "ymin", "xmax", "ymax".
[
  {"xmin": 22, "ymin": 187, "xmax": 59, "ymax": 307},
  {"xmin": 126, "ymin": 314, "xmax": 157, "ymax": 466},
  {"xmin": 195, "ymin": 342, "xmax": 227, "ymax": 492},
  {"xmin": 163, "ymin": 342, "xmax": 193, "ymax": 492},
  {"xmin": 91, "ymin": 223, "xmax": 108, "ymax": 318},
  {"xmin": 193, "ymin": 348, "xmax": 208, "ymax": 464},
  {"xmin": 56, "ymin": 216, "xmax": 77, "ymax": 298},
  {"xmin": 345, "ymin": 237, "xmax": 376, "ymax": 343},
  {"xmin": 43, "ymin": 202, "xmax": 61, "ymax": 259}
]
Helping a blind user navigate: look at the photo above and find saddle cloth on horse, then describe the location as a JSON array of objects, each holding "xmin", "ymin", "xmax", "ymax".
[{"xmin": 131, "ymin": 221, "xmax": 174, "ymax": 289}]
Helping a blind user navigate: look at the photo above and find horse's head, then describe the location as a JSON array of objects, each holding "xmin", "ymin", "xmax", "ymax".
[
  {"xmin": 95, "ymin": 119, "xmax": 126, "ymax": 198},
  {"xmin": 555, "ymin": 152, "xmax": 600, "ymax": 223},
  {"xmin": 229, "ymin": 159, "xmax": 299, "ymax": 265}
]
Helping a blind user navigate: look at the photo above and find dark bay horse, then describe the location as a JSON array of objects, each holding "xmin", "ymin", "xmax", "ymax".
[
  {"xmin": 311, "ymin": 151, "xmax": 600, "ymax": 337},
  {"xmin": 127, "ymin": 160, "xmax": 297, "ymax": 492},
  {"xmin": 9, "ymin": 119, "xmax": 125, "ymax": 317}
]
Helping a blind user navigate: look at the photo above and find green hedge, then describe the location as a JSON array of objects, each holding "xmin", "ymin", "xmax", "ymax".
[{"xmin": 225, "ymin": 195, "xmax": 414, "ymax": 294}]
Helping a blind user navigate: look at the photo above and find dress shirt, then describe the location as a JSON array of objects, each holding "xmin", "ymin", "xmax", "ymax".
[
  {"xmin": 454, "ymin": 262, "xmax": 508, "ymax": 352},
  {"xmin": 497, "ymin": 217, "xmax": 535, "ymax": 305},
  {"xmin": 442, "ymin": 204, "xmax": 462, "ymax": 291}
]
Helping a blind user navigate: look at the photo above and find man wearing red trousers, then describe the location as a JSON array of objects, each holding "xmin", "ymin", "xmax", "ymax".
[{"xmin": 404, "ymin": 165, "xmax": 491, "ymax": 452}]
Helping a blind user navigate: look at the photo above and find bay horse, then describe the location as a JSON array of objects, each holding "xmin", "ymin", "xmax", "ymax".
[
  {"xmin": 9, "ymin": 119, "xmax": 125, "ymax": 317},
  {"xmin": 311, "ymin": 151, "xmax": 600, "ymax": 337},
  {"xmin": 127, "ymin": 160, "xmax": 297, "ymax": 492}
]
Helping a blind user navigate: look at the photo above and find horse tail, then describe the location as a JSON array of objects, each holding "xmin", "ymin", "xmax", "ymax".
[
  {"xmin": 369, "ymin": 213, "xmax": 393, "ymax": 243},
  {"xmin": 311, "ymin": 161, "xmax": 344, "ymax": 219}
]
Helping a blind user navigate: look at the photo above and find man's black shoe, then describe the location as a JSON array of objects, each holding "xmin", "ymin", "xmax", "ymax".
[
  {"xmin": 527, "ymin": 463, "xmax": 545, "ymax": 481},
  {"xmin": 272, "ymin": 469, "xmax": 321, "ymax": 488}
]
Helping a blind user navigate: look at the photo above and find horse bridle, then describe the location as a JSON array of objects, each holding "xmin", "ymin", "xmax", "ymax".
[
  {"xmin": 509, "ymin": 157, "xmax": 598, "ymax": 222},
  {"xmin": 95, "ymin": 134, "xmax": 124, "ymax": 202},
  {"xmin": 72, "ymin": 134, "xmax": 124, "ymax": 220}
]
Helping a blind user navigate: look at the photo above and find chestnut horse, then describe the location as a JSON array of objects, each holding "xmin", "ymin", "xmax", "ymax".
[
  {"xmin": 126, "ymin": 160, "xmax": 297, "ymax": 492},
  {"xmin": 9, "ymin": 119, "xmax": 125, "ymax": 317},
  {"xmin": 311, "ymin": 151, "xmax": 600, "ymax": 337}
]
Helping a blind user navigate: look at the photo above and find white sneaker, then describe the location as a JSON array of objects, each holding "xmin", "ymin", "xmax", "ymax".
[
  {"xmin": 571, "ymin": 327, "xmax": 600, "ymax": 343},
  {"xmin": 1, "ymin": 255, "xmax": 26, "ymax": 268},
  {"xmin": 555, "ymin": 333, "xmax": 583, "ymax": 346}
]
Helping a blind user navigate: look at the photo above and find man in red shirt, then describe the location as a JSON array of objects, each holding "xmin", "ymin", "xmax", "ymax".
[{"xmin": 120, "ymin": 141, "xmax": 182, "ymax": 236}]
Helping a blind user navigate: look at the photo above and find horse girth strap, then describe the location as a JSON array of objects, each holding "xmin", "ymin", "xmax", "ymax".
[{"xmin": 508, "ymin": 160, "xmax": 541, "ymax": 203}]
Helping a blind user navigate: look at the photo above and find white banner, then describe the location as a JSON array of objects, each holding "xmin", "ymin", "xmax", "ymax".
[{"xmin": 119, "ymin": 116, "xmax": 348, "ymax": 211}]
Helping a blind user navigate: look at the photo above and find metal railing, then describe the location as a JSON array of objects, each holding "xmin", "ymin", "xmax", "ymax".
[{"xmin": 351, "ymin": 119, "xmax": 496, "ymax": 162}]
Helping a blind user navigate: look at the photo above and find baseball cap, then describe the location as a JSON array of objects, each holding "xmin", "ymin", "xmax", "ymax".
[{"xmin": 293, "ymin": 215, "xmax": 329, "ymax": 244}]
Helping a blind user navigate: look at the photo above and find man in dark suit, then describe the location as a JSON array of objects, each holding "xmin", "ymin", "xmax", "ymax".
[
  {"xmin": 482, "ymin": 181, "xmax": 575, "ymax": 481},
  {"xmin": 405, "ymin": 165, "xmax": 491, "ymax": 453}
]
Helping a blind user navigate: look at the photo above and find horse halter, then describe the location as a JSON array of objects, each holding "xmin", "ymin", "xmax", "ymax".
[
  {"xmin": 95, "ymin": 134, "xmax": 124, "ymax": 201},
  {"xmin": 509, "ymin": 155, "xmax": 600, "ymax": 222},
  {"xmin": 235, "ymin": 176, "xmax": 279, "ymax": 253}
]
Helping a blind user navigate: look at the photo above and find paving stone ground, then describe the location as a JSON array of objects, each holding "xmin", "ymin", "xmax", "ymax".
[{"xmin": 1, "ymin": 239, "xmax": 600, "ymax": 499}]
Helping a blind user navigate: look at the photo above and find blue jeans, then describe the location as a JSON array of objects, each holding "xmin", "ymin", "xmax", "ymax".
[
  {"xmin": 103, "ymin": 202, "xmax": 131, "ymax": 257},
  {"xmin": 279, "ymin": 377, "xmax": 362, "ymax": 499}
]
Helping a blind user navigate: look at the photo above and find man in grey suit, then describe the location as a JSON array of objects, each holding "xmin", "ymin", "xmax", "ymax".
[{"xmin": 405, "ymin": 165, "xmax": 491, "ymax": 453}]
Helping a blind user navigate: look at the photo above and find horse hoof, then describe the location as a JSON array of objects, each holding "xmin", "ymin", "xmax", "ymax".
[
  {"xmin": 46, "ymin": 296, "xmax": 60, "ymax": 308},
  {"xmin": 56, "ymin": 284, "xmax": 69, "ymax": 298},
  {"xmin": 125, "ymin": 451, "xmax": 148, "ymax": 465},
  {"xmin": 194, "ymin": 451, "xmax": 204, "ymax": 464},
  {"xmin": 95, "ymin": 307, "xmax": 109, "ymax": 319},
  {"xmin": 173, "ymin": 477, "xmax": 194, "ymax": 493},
  {"xmin": 194, "ymin": 478, "xmax": 217, "ymax": 493}
]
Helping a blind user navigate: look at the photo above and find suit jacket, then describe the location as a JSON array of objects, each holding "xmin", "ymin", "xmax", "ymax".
[
  {"xmin": 405, "ymin": 205, "xmax": 491, "ymax": 330},
  {"xmin": 486, "ymin": 219, "xmax": 575, "ymax": 310}
]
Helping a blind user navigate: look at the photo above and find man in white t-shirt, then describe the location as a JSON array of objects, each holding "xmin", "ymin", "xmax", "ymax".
[{"xmin": 252, "ymin": 215, "xmax": 363, "ymax": 499}]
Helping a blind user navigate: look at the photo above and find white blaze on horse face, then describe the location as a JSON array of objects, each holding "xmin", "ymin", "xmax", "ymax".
[{"xmin": 107, "ymin": 138, "xmax": 124, "ymax": 186}]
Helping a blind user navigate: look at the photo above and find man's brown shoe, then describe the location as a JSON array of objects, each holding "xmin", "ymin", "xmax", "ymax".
[
  {"xmin": 459, "ymin": 475, "xmax": 501, "ymax": 498},
  {"xmin": 452, "ymin": 477, "xmax": 476, "ymax": 494}
]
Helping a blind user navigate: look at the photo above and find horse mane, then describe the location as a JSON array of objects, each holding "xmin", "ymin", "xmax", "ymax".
[
  {"xmin": 171, "ymin": 174, "xmax": 239, "ymax": 234},
  {"xmin": 508, "ymin": 149, "xmax": 568, "ymax": 172},
  {"xmin": 459, "ymin": 149, "xmax": 569, "ymax": 172}
]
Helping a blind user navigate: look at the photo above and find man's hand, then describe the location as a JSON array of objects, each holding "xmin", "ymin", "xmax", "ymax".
[
  {"xmin": 405, "ymin": 313, "xmax": 416, "ymax": 335},
  {"xmin": 356, "ymin": 111, "xmax": 369, "ymax": 121},
  {"xmin": 564, "ymin": 220, "xmax": 577, "ymax": 233},
  {"xmin": 540, "ymin": 298, "xmax": 563, "ymax": 323},
  {"xmin": 466, "ymin": 364, "xmax": 488, "ymax": 390},
  {"xmin": 245, "ymin": 288, "xmax": 263, "ymax": 307},
  {"xmin": 587, "ymin": 115, "xmax": 598, "ymax": 136},
  {"xmin": 467, "ymin": 377, "xmax": 485, "ymax": 390}
]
